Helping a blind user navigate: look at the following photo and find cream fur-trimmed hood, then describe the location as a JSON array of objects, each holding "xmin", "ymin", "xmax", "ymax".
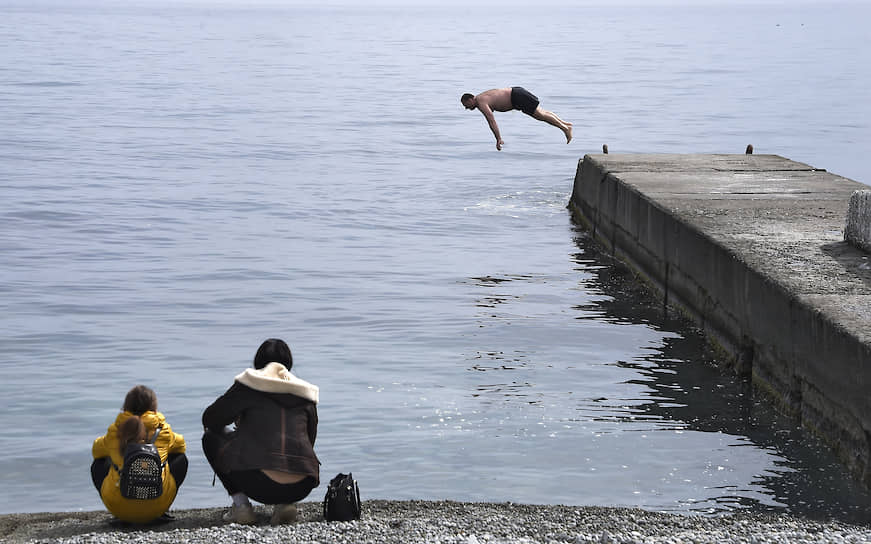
[{"xmin": 234, "ymin": 362, "xmax": 319, "ymax": 404}]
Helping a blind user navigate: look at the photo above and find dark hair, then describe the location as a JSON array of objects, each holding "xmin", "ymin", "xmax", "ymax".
[
  {"xmin": 117, "ymin": 415, "xmax": 146, "ymax": 456},
  {"xmin": 461, "ymin": 93, "xmax": 474, "ymax": 104},
  {"xmin": 123, "ymin": 385, "xmax": 158, "ymax": 415},
  {"xmin": 253, "ymin": 338, "xmax": 293, "ymax": 370}
]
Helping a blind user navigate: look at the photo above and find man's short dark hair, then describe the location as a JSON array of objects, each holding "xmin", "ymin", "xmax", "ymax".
[{"xmin": 461, "ymin": 93, "xmax": 474, "ymax": 103}]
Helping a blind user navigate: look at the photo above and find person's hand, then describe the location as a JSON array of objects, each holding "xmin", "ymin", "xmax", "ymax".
[{"xmin": 496, "ymin": 139, "xmax": 504, "ymax": 151}]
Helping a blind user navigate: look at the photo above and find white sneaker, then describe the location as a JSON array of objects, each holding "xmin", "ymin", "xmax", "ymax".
[
  {"xmin": 222, "ymin": 504, "xmax": 257, "ymax": 525},
  {"xmin": 270, "ymin": 503, "xmax": 298, "ymax": 525}
]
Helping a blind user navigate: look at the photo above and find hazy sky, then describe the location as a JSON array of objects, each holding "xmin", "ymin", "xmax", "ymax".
[{"xmin": 132, "ymin": 0, "xmax": 822, "ymax": 6}]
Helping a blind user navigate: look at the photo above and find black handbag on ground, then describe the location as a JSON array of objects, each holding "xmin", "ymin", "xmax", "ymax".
[{"xmin": 323, "ymin": 472, "xmax": 361, "ymax": 521}]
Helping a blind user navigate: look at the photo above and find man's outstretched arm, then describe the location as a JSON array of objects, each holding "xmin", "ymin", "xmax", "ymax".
[{"xmin": 479, "ymin": 106, "xmax": 504, "ymax": 151}]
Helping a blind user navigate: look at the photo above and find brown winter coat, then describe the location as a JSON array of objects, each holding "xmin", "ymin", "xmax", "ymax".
[{"xmin": 202, "ymin": 362, "xmax": 319, "ymax": 483}]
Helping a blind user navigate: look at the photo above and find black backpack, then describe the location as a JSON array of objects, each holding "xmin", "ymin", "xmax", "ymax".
[
  {"xmin": 323, "ymin": 472, "xmax": 361, "ymax": 521},
  {"xmin": 115, "ymin": 425, "xmax": 165, "ymax": 500}
]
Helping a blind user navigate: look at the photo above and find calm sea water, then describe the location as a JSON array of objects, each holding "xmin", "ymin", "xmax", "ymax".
[{"xmin": 1, "ymin": 0, "xmax": 870, "ymax": 521}]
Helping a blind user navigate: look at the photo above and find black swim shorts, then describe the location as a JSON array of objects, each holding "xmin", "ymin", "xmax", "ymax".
[{"xmin": 510, "ymin": 87, "xmax": 539, "ymax": 116}]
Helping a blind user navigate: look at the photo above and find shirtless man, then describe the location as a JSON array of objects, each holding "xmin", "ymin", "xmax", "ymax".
[{"xmin": 461, "ymin": 87, "xmax": 572, "ymax": 151}]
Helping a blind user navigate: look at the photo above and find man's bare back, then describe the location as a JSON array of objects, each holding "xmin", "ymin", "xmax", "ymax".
[
  {"xmin": 461, "ymin": 86, "xmax": 572, "ymax": 151},
  {"xmin": 473, "ymin": 88, "xmax": 514, "ymax": 112}
]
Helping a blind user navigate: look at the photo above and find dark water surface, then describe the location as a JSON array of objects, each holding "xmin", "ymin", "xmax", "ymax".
[{"xmin": 1, "ymin": 0, "xmax": 870, "ymax": 520}]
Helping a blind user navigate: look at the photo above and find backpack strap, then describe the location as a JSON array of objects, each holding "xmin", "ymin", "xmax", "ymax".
[
  {"xmin": 150, "ymin": 425, "xmax": 167, "ymax": 468},
  {"xmin": 150, "ymin": 424, "xmax": 163, "ymax": 444}
]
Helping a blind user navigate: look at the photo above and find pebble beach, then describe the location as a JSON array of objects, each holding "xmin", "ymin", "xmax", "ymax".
[{"xmin": 3, "ymin": 501, "xmax": 870, "ymax": 544}]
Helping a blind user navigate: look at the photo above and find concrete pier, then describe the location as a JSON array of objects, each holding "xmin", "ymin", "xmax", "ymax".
[{"xmin": 568, "ymin": 154, "xmax": 871, "ymax": 485}]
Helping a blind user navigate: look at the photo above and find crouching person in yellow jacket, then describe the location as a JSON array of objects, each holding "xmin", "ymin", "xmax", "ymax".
[{"xmin": 91, "ymin": 385, "xmax": 188, "ymax": 523}]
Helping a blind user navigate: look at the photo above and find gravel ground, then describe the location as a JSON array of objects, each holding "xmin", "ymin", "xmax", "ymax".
[{"xmin": 2, "ymin": 501, "xmax": 870, "ymax": 544}]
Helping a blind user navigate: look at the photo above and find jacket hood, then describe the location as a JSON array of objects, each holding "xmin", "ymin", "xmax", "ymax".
[
  {"xmin": 235, "ymin": 362, "xmax": 319, "ymax": 404},
  {"xmin": 101, "ymin": 411, "xmax": 169, "ymax": 467},
  {"xmin": 114, "ymin": 410, "xmax": 166, "ymax": 430}
]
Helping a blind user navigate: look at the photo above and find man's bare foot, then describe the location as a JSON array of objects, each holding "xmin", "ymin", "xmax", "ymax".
[{"xmin": 564, "ymin": 125, "xmax": 572, "ymax": 144}]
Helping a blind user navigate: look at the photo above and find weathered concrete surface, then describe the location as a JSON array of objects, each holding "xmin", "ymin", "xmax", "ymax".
[
  {"xmin": 846, "ymin": 190, "xmax": 871, "ymax": 253},
  {"xmin": 569, "ymin": 153, "xmax": 871, "ymax": 486}
]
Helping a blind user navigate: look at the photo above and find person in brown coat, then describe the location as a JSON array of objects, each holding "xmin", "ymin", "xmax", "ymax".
[{"xmin": 202, "ymin": 339, "xmax": 319, "ymax": 525}]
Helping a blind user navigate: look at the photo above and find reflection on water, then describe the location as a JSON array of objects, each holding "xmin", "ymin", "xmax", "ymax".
[
  {"xmin": 561, "ymin": 228, "xmax": 871, "ymax": 521},
  {"xmin": 427, "ymin": 225, "xmax": 871, "ymax": 523}
]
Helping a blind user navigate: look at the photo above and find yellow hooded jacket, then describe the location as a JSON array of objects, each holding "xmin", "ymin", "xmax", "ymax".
[{"xmin": 92, "ymin": 410, "xmax": 186, "ymax": 523}]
